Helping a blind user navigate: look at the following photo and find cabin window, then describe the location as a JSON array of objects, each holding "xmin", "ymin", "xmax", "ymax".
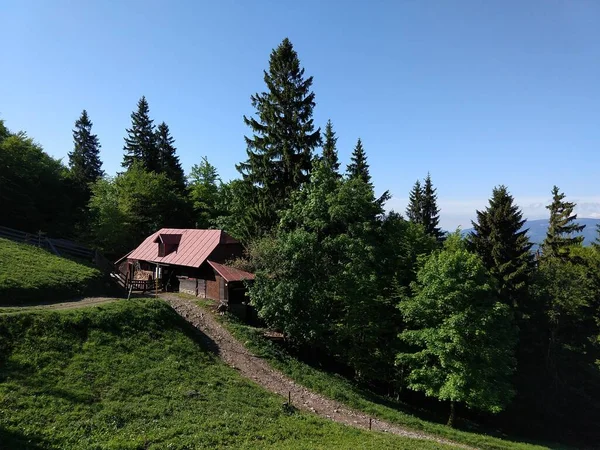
[{"xmin": 158, "ymin": 243, "xmax": 166, "ymax": 257}]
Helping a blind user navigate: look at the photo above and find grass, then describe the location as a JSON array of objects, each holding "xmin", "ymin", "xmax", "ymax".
[
  {"xmin": 0, "ymin": 299, "xmax": 453, "ymax": 449},
  {"xmin": 0, "ymin": 238, "xmax": 103, "ymax": 305},
  {"xmin": 214, "ymin": 306, "xmax": 561, "ymax": 450}
]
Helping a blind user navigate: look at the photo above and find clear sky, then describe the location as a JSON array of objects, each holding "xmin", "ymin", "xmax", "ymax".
[{"xmin": 2, "ymin": 0, "xmax": 599, "ymax": 229}]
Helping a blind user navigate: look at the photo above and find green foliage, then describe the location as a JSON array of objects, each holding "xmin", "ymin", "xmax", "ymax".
[
  {"xmin": 221, "ymin": 315, "xmax": 550, "ymax": 450},
  {"xmin": 422, "ymin": 173, "xmax": 443, "ymax": 241},
  {"xmin": 68, "ymin": 109, "xmax": 104, "ymax": 187},
  {"xmin": 0, "ymin": 238, "xmax": 102, "ymax": 304},
  {"xmin": 517, "ymin": 247, "xmax": 600, "ymax": 440},
  {"xmin": 122, "ymin": 96, "xmax": 159, "ymax": 172},
  {"xmin": 0, "ymin": 128, "xmax": 76, "ymax": 235},
  {"xmin": 237, "ymin": 38, "xmax": 321, "ymax": 232},
  {"xmin": 346, "ymin": 138, "xmax": 370, "ymax": 184},
  {"xmin": 0, "ymin": 300, "xmax": 444, "ymax": 449},
  {"xmin": 250, "ymin": 160, "xmax": 414, "ymax": 385},
  {"xmin": 542, "ymin": 186, "xmax": 585, "ymax": 260},
  {"xmin": 468, "ymin": 186, "xmax": 534, "ymax": 312},
  {"xmin": 321, "ymin": 119, "xmax": 340, "ymax": 175},
  {"xmin": 406, "ymin": 175, "xmax": 443, "ymax": 242},
  {"xmin": 155, "ymin": 121, "xmax": 186, "ymax": 190},
  {"xmin": 406, "ymin": 180, "xmax": 423, "ymax": 224},
  {"xmin": 188, "ymin": 156, "xmax": 222, "ymax": 228},
  {"xmin": 88, "ymin": 163, "xmax": 192, "ymax": 257},
  {"xmin": 398, "ymin": 245, "xmax": 517, "ymax": 421}
]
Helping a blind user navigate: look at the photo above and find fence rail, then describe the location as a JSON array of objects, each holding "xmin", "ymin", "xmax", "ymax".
[
  {"xmin": 128, "ymin": 279, "xmax": 163, "ymax": 292},
  {"xmin": 0, "ymin": 226, "xmax": 95, "ymax": 260},
  {"xmin": 0, "ymin": 225, "xmax": 165, "ymax": 294}
]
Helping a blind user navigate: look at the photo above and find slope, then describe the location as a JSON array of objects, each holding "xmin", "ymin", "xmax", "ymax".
[
  {"xmin": 0, "ymin": 299, "xmax": 450, "ymax": 449},
  {"xmin": 0, "ymin": 237, "xmax": 103, "ymax": 305}
]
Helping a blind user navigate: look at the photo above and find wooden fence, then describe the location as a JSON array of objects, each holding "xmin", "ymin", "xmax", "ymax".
[{"xmin": 0, "ymin": 226, "xmax": 95, "ymax": 261}]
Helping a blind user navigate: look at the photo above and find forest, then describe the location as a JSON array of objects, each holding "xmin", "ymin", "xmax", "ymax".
[{"xmin": 1, "ymin": 38, "xmax": 599, "ymax": 445}]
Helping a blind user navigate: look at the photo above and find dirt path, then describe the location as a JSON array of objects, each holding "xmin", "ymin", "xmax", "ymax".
[
  {"xmin": 162, "ymin": 294, "xmax": 472, "ymax": 449},
  {"xmin": 0, "ymin": 297, "xmax": 119, "ymax": 314}
]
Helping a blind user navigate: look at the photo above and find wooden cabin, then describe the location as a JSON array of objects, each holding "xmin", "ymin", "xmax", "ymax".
[{"xmin": 117, "ymin": 229, "xmax": 254, "ymax": 315}]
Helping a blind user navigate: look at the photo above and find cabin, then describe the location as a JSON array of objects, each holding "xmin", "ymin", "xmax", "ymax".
[{"xmin": 117, "ymin": 229, "xmax": 254, "ymax": 315}]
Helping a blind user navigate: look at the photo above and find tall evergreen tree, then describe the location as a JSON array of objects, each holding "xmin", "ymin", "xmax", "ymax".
[
  {"xmin": 542, "ymin": 186, "xmax": 585, "ymax": 259},
  {"xmin": 155, "ymin": 122, "xmax": 185, "ymax": 190},
  {"xmin": 122, "ymin": 96, "xmax": 159, "ymax": 172},
  {"xmin": 68, "ymin": 110, "xmax": 104, "ymax": 187},
  {"xmin": 406, "ymin": 180, "xmax": 423, "ymax": 224},
  {"xmin": 346, "ymin": 138, "xmax": 370, "ymax": 184},
  {"xmin": 468, "ymin": 185, "xmax": 534, "ymax": 312},
  {"xmin": 321, "ymin": 119, "xmax": 340, "ymax": 175},
  {"xmin": 421, "ymin": 173, "xmax": 444, "ymax": 241},
  {"xmin": 236, "ymin": 38, "xmax": 321, "ymax": 224}
]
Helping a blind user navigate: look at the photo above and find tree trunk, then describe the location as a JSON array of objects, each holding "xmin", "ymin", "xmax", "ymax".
[{"xmin": 447, "ymin": 400, "xmax": 456, "ymax": 427}]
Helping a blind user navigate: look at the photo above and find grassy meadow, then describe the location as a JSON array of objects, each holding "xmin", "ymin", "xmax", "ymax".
[
  {"xmin": 0, "ymin": 299, "xmax": 452, "ymax": 449},
  {"xmin": 0, "ymin": 238, "xmax": 103, "ymax": 305}
]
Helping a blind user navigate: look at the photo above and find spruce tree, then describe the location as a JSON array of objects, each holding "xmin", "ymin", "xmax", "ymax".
[
  {"xmin": 156, "ymin": 121, "xmax": 185, "ymax": 190},
  {"xmin": 321, "ymin": 119, "xmax": 340, "ymax": 175},
  {"xmin": 406, "ymin": 180, "xmax": 423, "ymax": 224},
  {"xmin": 68, "ymin": 109, "xmax": 104, "ymax": 186},
  {"xmin": 346, "ymin": 138, "xmax": 370, "ymax": 184},
  {"xmin": 542, "ymin": 186, "xmax": 585, "ymax": 259},
  {"xmin": 236, "ymin": 38, "xmax": 321, "ymax": 221},
  {"xmin": 468, "ymin": 185, "xmax": 534, "ymax": 311},
  {"xmin": 421, "ymin": 173, "xmax": 443, "ymax": 241},
  {"xmin": 122, "ymin": 96, "xmax": 159, "ymax": 172}
]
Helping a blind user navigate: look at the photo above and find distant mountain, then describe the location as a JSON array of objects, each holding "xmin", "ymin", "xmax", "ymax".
[{"xmin": 463, "ymin": 218, "xmax": 600, "ymax": 246}]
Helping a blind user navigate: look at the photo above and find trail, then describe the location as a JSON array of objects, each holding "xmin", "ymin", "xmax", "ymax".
[
  {"xmin": 162, "ymin": 294, "xmax": 473, "ymax": 449},
  {"xmin": 0, "ymin": 297, "xmax": 118, "ymax": 314}
]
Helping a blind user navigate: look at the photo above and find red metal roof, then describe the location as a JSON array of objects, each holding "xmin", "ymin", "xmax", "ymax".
[
  {"xmin": 127, "ymin": 229, "xmax": 237, "ymax": 268},
  {"xmin": 207, "ymin": 260, "xmax": 255, "ymax": 282}
]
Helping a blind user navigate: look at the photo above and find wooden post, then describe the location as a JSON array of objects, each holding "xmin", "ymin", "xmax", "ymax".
[
  {"xmin": 369, "ymin": 418, "xmax": 372, "ymax": 430},
  {"xmin": 288, "ymin": 391, "xmax": 291, "ymax": 405}
]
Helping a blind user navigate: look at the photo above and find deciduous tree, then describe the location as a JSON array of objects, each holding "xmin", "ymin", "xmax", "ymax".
[{"xmin": 398, "ymin": 236, "xmax": 517, "ymax": 426}]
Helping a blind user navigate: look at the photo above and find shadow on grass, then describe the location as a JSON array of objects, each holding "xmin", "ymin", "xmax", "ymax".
[{"xmin": 0, "ymin": 426, "xmax": 49, "ymax": 450}]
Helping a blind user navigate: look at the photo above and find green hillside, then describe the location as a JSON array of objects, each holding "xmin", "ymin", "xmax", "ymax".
[
  {"xmin": 0, "ymin": 299, "xmax": 449, "ymax": 449},
  {"xmin": 0, "ymin": 238, "xmax": 103, "ymax": 305}
]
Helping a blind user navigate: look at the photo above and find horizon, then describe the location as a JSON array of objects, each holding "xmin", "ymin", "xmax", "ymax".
[{"xmin": 2, "ymin": 1, "xmax": 599, "ymax": 229}]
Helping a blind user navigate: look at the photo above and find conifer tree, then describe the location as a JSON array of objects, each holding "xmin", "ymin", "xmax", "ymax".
[
  {"xmin": 122, "ymin": 96, "xmax": 159, "ymax": 172},
  {"xmin": 468, "ymin": 185, "xmax": 534, "ymax": 312},
  {"xmin": 422, "ymin": 173, "xmax": 444, "ymax": 241},
  {"xmin": 321, "ymin": 119, "xmax": 340, "ymax": 175},
  {"xmin": 406, "ymin": 180, "xmax": 423, "ymax": 224},
  {"xmin": 156, "ymin": 121, "xmax": 185, "ymax": 190},
  {"xmin": 542, "ymin": 186, "xmax": 585, "ymax": 259},
  {"xmin": 237, "ymin": 38, "xmax": 321, "ymax": 222},
  {"xmin": 346, "ymin": 138, "xmax": 370, "ymax": 184},
  {"xmin": 68, "ymin": 110, "xmax": 104, "ymax": 186}
]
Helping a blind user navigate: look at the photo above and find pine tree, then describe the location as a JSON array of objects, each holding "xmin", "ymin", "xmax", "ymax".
[
  {"xmin": 236, "ymin": 38, "xmax": 321, "ymax": 220},
  {"xmin": 468, "ymin": 185, "xmax": 534, "ymax": 312},
  {"xmin": 155, "ymin": 122, "xmax": 185, "ymax": 190},
  {"xmin": 405, "ymin": 180, "xmax": 423, "ymax": 224},
  {"xmin": 421, "ymin": 173, "xmax": 444, "ymax": 241},
  {"xmin": 321, "ymin": 119, "xmax": 340, "ymax": 175},
  {"xmin": 346, "ymin": 138, "xmax": 370, "ymax": 184},
  {"xmin": 122, "ymin": 96, "xmax": 159, "ymax": 172},
  {"xmin": 542, "ymin": 186, "xmax": 585, "ymax": 259},
  {"xmin": 68, "ymin": 110, "xmax": 104, "ymax": 186}
]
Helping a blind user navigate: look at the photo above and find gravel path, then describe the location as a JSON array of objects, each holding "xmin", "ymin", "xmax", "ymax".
[
  {"xmin": 162, "ymin": 294, "xmax": 472, "ymax": 449},
  {"xmin": 0, "ymin": 297, "xmax": 119, "ymax": 314}
]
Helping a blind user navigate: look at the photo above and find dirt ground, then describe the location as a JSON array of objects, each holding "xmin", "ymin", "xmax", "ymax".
[
  {"xmin": 0, "ymin": 296, "xmax": 120, "ymax": 314},
  {"xmin": 162, "ymin": 294, "xmax": 471, "ymax": 449}
]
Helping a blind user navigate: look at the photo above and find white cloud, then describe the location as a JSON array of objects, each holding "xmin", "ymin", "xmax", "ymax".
[{"xmin": 388, "ymin": 196, "xmax": 600, "ymax": 231}]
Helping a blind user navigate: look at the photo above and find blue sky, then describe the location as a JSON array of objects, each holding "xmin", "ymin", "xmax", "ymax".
[{"xmin": 1, "ymin": 0, "xmax": 599, "ymax": 229}]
